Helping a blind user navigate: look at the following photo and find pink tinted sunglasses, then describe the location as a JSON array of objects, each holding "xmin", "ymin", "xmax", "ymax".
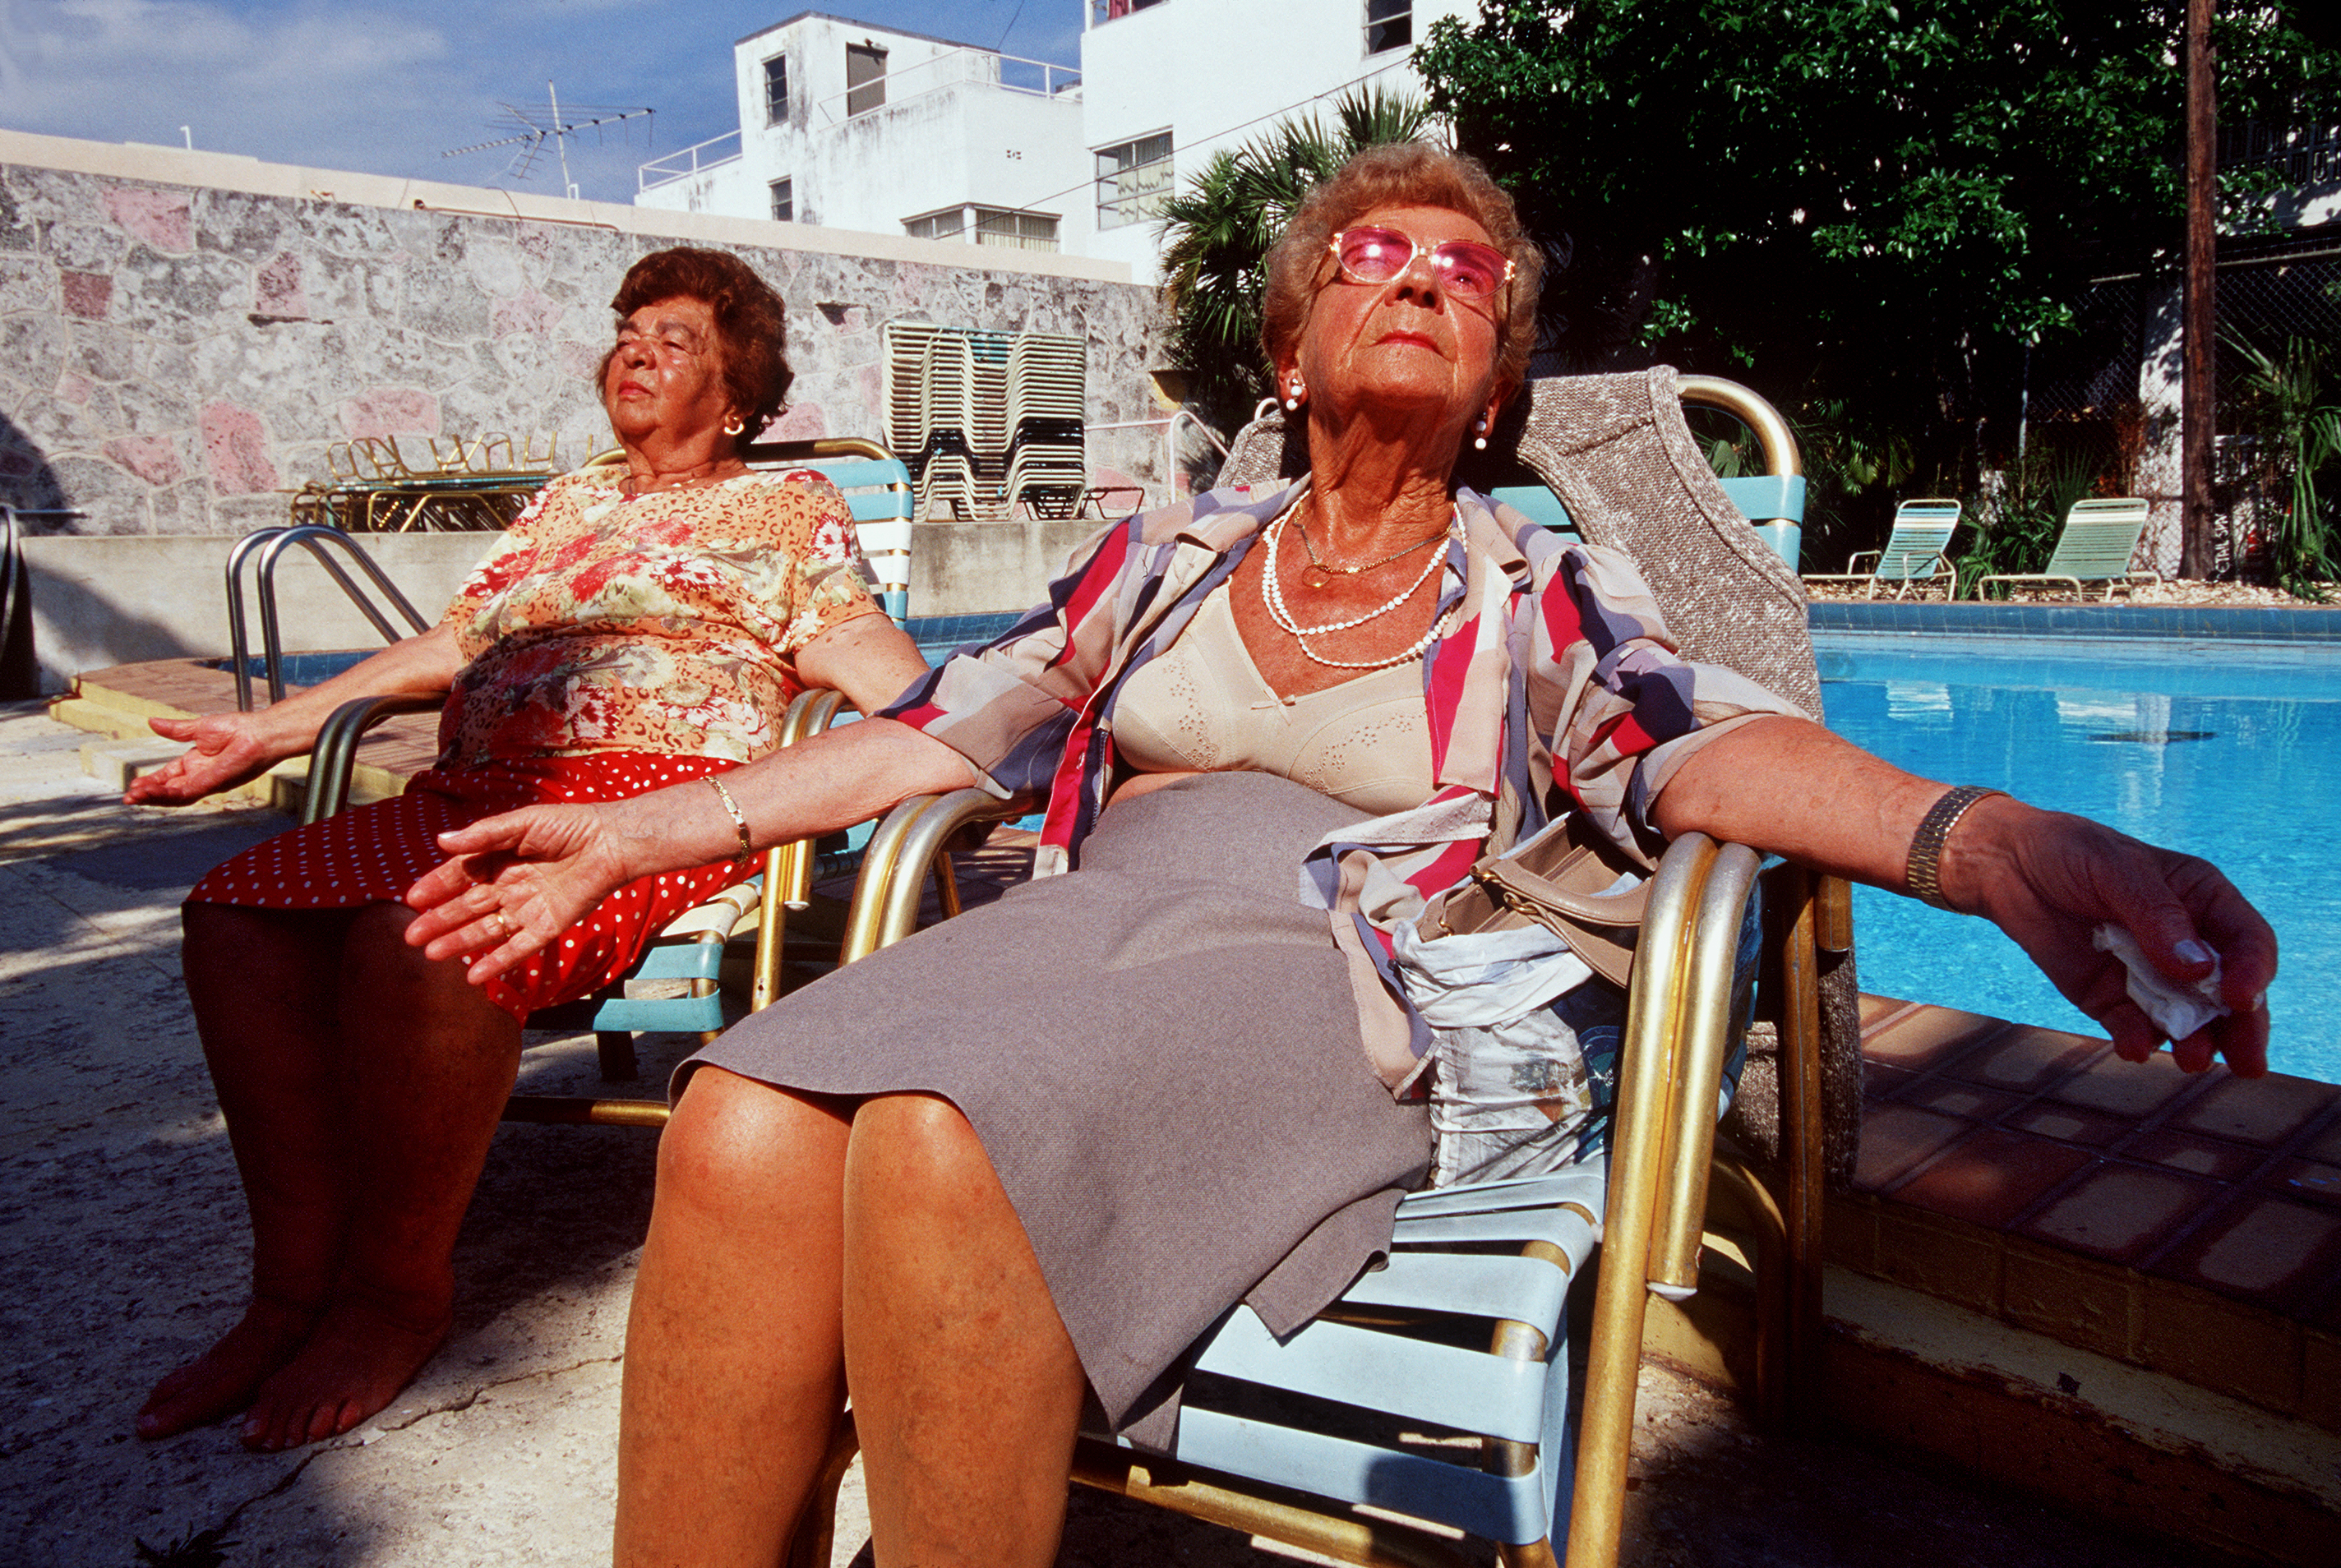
[{"xmin": 1327, "ymin": 226, "xmax": 1515, "ymax": 302}]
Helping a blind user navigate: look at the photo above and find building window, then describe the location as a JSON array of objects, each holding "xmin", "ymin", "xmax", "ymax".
[
  {"xmin": 976, "ymin": 209, "xmax": 1060, "ymax": 252},
  {"xmin": 846, "ymin": 43, "xmax": 888, "ymax": 116},
  {"xmin": 769, "ymin": 178, "xmax": 795, "ymax": 224},
  {"xmin": 763, "ymin": 56, "xmax": 789, "ymax": 125},
  {"xmin": 905, "ymin": 206, "xmax": 1060, "ymax": 252},
  {"xmin": 1094, "ymin": 132, "xmax": 1173, "ymax": 230},
  {"xmin": 1365, "ymin": 0, "xmax": 1411, "ymax": 53},
  {"xmin": 905, "ymin": 208, "xmax": 967, "ymax": 242}
]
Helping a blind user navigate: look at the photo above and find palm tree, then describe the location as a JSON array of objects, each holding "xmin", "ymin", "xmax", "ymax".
[{"xmin": 1156, "ymin": 88, "xmax": 1440, "ymax": 435}]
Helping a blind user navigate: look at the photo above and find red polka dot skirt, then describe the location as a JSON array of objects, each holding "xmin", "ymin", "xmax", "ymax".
[{"xmin": 187, "ymin": 751, "xmax": 755, "ymax": 1022}]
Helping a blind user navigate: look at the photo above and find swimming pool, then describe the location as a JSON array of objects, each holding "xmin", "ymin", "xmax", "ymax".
[{"xmin": 1817, "ymin": 632, "xmax": 2339, "ymax": 1083}]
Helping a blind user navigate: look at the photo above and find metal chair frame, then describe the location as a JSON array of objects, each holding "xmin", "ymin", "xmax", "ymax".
[
  {"xmin": 302, "ymin": 686, "xmax": 846, "ymax": 1123},
  {"xmin": 788, "ymin": 788, "xmax": 1803, "ymax": 1568}
]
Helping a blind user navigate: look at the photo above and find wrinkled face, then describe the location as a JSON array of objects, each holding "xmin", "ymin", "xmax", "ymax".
[
  {"xmin": 600, "ymin": 295, "xmax": 736, "ymax": 446},
  {"xmin": 1286, "ymin": 203, "xmax": 1506, "ymax": 433}
]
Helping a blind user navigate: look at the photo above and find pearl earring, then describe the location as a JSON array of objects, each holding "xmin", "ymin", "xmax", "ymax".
[
  {"xmin": 1285, "ymin": 381, "xmax": 1304, "ymax": 412},
  {"xmin": 1473, "ymin": 417, "xmax": 1489, "ymax": 451}
]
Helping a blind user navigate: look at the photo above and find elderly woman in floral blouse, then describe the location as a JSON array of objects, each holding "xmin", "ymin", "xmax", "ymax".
[{"xmin": 127, "ymin": 247, "xmax": 927, "ymax": 1452}]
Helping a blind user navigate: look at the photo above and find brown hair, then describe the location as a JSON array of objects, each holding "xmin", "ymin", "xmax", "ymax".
[
  {"xmin": 600, "ymin": 247, "xmax": 792, "ymax": 436},
  {"xmin": 1259, "ymin": 143, "xmax": 1541, "ymax": 401}
]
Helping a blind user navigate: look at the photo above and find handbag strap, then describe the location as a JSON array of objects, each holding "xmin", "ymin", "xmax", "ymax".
[{"xmin": 1471, "ymin": 855, "xmax": 1651, "ymax": 929}]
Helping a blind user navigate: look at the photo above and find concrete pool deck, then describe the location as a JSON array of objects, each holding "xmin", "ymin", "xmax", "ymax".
[{"xmin": 10, "ymin": 681, "xmax": 2337, "ymax": 1565}]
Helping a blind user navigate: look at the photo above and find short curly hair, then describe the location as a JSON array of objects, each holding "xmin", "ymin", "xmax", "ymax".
[
  {"xmin": 1260, "ymin": 144, "xmax": 1541, "ymax": 403},
  {"xmin": 600, "ymin": 247, "xmax": 792, "ymax": 437}
]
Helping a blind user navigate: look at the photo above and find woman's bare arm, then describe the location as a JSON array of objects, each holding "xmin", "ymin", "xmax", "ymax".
[
  {"xmin": 124, "ymin": 625, "xmax": 468, "ymax": 806},
  {"xmin": 1654, "ymin": 716, "xmax": 2277, "ymax": 1077},
  {"xmin": 794, "ymin": 612, "xmax": 931, "ymax": 717}
]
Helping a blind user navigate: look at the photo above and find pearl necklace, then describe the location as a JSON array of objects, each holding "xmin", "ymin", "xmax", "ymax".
[{"xmin": 1260, "ymin": 509, "xmax": 1455, "ymax": 669}]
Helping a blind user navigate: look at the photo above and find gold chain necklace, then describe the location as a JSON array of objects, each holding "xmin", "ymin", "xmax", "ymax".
[
  {"xmin": 621, "ymin": 462, "xmax": 740, "ymax": 497},
  {"xmin": 1295, "ymin": 511, "xmax": 1447, "ymax": 577}
]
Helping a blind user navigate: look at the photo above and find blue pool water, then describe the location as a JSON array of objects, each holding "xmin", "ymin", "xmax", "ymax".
[
  {"xmin": 210, "ymin": 650, "xmax": 379, "ymax": 687},
  {"xmin": 1817, "ymin": 634, "xmax": 2339, "ymax": 1083}
]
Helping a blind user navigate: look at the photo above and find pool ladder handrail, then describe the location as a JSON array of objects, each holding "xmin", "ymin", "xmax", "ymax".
[{"xmin": 225, "ymin": 525, "xmax": 432, "ymax": 711}]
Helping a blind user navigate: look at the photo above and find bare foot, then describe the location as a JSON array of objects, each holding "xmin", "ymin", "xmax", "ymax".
[
  {"xmin": 239, "ymin": 1294, "xmax": 451, "ymax": 1451},
  {"xmin": 137, "ymin": 1295, "xmax": 321, "ymax": 1440}
]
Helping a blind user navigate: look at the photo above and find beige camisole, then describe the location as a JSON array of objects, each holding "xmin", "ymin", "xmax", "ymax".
[{"xmin": 1109, "ymin": 582, "xmax": 1436, "ymax": 815}]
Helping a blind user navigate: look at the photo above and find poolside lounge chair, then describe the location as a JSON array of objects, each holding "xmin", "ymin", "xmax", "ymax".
[
  {"xmin": 1976, "ymin": 496, "xmax": 2159, "ymax": 601},
  {"xmin": 1801, "ymin": 498, "xmax": 1963, "ymax": 599},
  {"xmin": 303, "ymin": 683, "xmax": 846, "ymax": 1122},
  {"xmin": 792, "ymin": 368, "xmax": 1859, "ymax": 1568},
  {"xmin": 300, "ymin": 436, "xmax": 920, "ymax": 1118}
]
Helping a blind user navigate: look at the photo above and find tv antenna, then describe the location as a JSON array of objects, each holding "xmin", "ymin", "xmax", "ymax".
[{"xmin": 444, "ymin": 82, "xmax": 653, "ymax": 200}]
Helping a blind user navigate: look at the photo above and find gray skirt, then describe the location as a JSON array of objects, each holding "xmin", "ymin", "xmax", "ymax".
[{"xmin": 682, "ymin": 772, "xmax": 1432, "ymax": 1442}]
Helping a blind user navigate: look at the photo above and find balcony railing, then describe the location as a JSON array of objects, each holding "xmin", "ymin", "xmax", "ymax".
[
  {"xmin": 638, "ymin": 129, "xmax": 743, "ymax": 194},
  {"xmin": 2220, "ymin": 117, "xmax": 2341, "ymax": 190},
  {"xmin": 814, "ymin": 48, "xmax": 1079, "ymax": 124}
]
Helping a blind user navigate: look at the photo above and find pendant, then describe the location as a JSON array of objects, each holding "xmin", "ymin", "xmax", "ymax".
[{"xmin": 1301, "ymin": 565, "xmax": 1337, "ymax": 590}]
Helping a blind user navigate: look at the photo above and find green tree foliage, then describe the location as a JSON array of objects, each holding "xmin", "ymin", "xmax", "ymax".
[
  {"xmin": 2225, "ymin": 331, "xmax": 2341, "ymax": 596},
  {"xmin": 1157, "ymin": 88, "xmax": 1439, "ymax": 432},
  {"xmin": 1414, "ymin": 0, "xmax": 2341, "ymax": 551}
]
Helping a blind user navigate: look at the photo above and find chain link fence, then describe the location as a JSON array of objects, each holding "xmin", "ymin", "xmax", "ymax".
[{"xmin": 1988, "ymin": 222, "xmax": 2339, "ymax": 586}]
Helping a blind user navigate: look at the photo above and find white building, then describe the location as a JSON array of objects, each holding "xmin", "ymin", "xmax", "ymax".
[
  {"xmin": 637, "ymin": 0, "xmax": 1476, "ymax": 283},
  {"xmin": 637, "ymin": 13, "xmax": 1091, "ymax": 258}
]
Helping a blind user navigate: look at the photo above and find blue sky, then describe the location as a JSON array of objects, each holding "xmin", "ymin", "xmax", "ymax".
[{"xmin": 0, "ymin": 0, "xmax": 1086, "ymax": 203}]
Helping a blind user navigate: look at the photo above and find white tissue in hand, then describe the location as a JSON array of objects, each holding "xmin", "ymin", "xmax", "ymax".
[{"xmin": 2091, "ymin": 925, "xmax": 2229, "ymax": 1041}]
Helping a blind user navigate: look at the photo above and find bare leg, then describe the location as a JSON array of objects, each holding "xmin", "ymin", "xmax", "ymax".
[
  {"xmin": 846, "ymin": 1093, "xmax": 1087, "ymax": 1568},
  {"xmin": 239, "ymin": 900, "xmax": 522, "ymax": 1450},
  {"xmin": 615, "ymin": 1068, "xmax": 854, "ymax": 1566},
  {"xmin": 138, "ymin": 903, "xmax": 357, "ymax": 1440}
]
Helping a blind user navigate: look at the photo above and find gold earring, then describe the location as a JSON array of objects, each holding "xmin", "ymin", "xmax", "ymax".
[{"xmin": 723, "ymin": 414, "xmax": 746, "ymax": 436}]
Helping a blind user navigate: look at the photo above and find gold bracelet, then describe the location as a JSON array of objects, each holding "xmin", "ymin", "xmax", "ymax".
[
  {"xmin": 1905, "ymin": 784, "xmax": 2006, "ymax": 910},
  {"xmin": 704, "ymin": 775, "xmax": 755, "ymax": 866}
]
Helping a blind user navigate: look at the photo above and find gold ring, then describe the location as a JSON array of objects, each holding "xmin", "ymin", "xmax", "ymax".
[{"xmin": 485, "ymin": 911, "xmax": 507, "ymax": 938}]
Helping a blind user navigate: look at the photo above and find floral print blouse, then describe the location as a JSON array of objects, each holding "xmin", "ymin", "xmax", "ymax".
[{"xmin": 435, "ymin": 468, "xmax": 884, "ymax": 767}]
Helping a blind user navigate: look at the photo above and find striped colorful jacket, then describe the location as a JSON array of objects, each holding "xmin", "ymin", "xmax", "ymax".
[{"xmin": 881, "ymin": 480, "xmax": 1803, "ymax": 1092}]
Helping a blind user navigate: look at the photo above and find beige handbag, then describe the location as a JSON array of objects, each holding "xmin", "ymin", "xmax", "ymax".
[{"xmin": 1420, "ymin": 814, "xmax": 1650, "ymax": 990}]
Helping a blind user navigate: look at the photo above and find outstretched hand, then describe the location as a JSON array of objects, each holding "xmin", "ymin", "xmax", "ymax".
[
  {"xmin": 403, "ymin": 804, "xmax": 639, "ymax": 984},
  {"xmin": 123, "ymin": 714, "xmax": 285, "ymax": 805},
  {"xmin": 1951, "ymin": 799, "xmax": 2276, "ymax": 1078}
]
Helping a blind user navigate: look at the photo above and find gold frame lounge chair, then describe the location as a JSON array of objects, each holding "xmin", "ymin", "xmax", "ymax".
[
  {"xmin": 303, "ymin": 685, "xmax": 844, "ymax": 1126},
  {"xmin": 1801, "ymin": 497, "xmax": 1964, "ymax": 599},
  {"xmin": 1976, "ymin": 496, "xmax": 2159, "ymax": 601},
  {"xmin": 786, "ymin": 368, "xmax": 1860, "ymax": 1568},
  {"xmin": 299, "ymin": 436, "xmax": 921, "ymax": 1123}
]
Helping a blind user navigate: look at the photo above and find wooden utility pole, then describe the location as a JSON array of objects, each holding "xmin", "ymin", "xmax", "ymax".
[{"xmin": 2182, "ymin": 0, "xmax": 2218, "ymax": 579}]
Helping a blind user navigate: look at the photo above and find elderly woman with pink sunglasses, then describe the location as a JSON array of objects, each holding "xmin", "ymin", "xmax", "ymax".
[{"xmin": 405, "ymin": 145, "xmax": 2272, "ymax": 1565}]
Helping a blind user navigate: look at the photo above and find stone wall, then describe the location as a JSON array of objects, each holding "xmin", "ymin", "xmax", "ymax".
[{"xmin": 0, "ymin": 131, "xmax": 1170, "ymax": 541}]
